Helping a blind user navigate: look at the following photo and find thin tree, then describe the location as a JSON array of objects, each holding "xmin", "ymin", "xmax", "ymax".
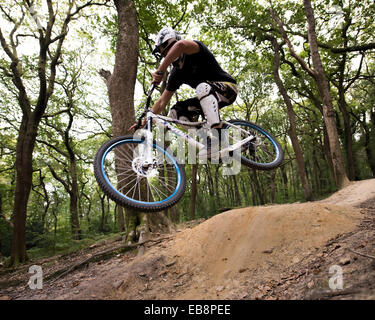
[
  {"xmin": 0, "ymin": 0, "xmax": 109, "ymax": 265},
  {"xmin": 99, "ymin": 0, "xmax": 173, "ymax": 246},
  {"xmin": 267, "ymin": 35, "xmax": 313, "ymax": 201},
  {"xmin": 189, "ymin": 164, "xmax": 198, "ymax": 220},
  {"xmin": 270, "ymin": 3, "xmax": 350, "ymax": 189}
]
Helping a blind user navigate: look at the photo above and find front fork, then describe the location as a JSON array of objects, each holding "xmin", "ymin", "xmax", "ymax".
[{"xmin": 138, "ymin": 113, "xmax": 154, "ymax": 166}]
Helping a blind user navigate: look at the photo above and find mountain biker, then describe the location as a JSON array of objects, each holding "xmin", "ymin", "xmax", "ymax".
[{"xmin": 130, "ymin": 27, "xmax": 238, "ymax": 157}]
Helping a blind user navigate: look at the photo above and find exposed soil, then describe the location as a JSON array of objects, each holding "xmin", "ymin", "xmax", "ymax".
[{"xmin": 1, "ymin": 179, "xmax": 375, "ymax": 300}]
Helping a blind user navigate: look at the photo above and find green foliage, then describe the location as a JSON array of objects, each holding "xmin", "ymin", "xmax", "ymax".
[
  {"xmin": 25, "ymin": 219, "xmax": 50, "ymax": 249},
  {"xmin": 0, "ymin": 220, "xmax": 12, "ymax": 257},
  {"xmin": 0, "ymin": 0, "xmax": 374, "ymax": 262},
  {"xmin": 27, "ymin": 231, "xmax": 119, "ymax": 260}
]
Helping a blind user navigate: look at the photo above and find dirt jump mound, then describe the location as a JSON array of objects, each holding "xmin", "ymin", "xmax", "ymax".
[{"xmin": 2, "ymin": 179, "xmax": 374, "ymax": 300}]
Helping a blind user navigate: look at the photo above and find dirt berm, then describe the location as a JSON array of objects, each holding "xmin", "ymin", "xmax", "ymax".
[
  {"xmin": 169, "ymin": 180, "xmax": 374, "ymax": 299},
  {"xmin": 4, "ymin": 179, "xmax": 375, "ymax": 300},
  {"xmin": 102, "ymin": 179, "xmax": 374, "ymax": 300}
]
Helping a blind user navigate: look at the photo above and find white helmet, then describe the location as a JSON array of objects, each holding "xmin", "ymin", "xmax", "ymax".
[{"xmin": 152, "ymin": 27, "xmax": 183, "ymax": 59}]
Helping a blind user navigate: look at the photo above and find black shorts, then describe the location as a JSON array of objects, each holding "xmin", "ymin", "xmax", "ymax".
[
  {"xmin": 170, "ymin": 81, "xmax": 238, "ymax": 122},
  {"xmin": 207, "ymin": 81, "xmax": 238, "ymax": 108}
]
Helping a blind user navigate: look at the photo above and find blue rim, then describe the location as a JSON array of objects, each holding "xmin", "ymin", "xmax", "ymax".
[
  {"xmin": 229, "ymin": 121, "xmax": 280, "ymax": 165},
  {"xmin": 101, "ymin": 139, "xmax": 181, "ymax": 205}
]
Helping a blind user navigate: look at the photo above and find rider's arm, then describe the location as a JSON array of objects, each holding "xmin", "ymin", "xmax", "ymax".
[
  {"xmin": 157, "ymin": 40, "xmax": 200, "ymax": 74},
  {"xmin": 128, "ymin": 89, "xmax": 175, "ymax": 132},
  {"xmin": 152, "ymin": 89, "xmax": 174, "ymax": 114}
]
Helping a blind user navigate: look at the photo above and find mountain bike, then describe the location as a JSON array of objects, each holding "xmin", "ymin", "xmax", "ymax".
[{"xmin": 94, "ymin": 84, "xmax": 284, "ymax": 212}]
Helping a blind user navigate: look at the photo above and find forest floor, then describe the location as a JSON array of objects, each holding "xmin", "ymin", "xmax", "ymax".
[{"xmin": 1, "ymin": 178, "xmax": 375, "ymax": 300}]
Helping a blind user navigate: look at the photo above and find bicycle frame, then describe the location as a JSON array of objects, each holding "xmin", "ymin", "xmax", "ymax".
[
  {"xmin": 135, "ymin": 84, "xmax": 255, "ymax": 163},
  {"xmin": 94, "ymin": 85, "xmax": 283, "ymax": 212}
]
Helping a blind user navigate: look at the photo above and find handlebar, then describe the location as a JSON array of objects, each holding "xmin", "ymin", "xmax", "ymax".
[{"xmin": 148, "ymin": 71, "xmax": 163, "ymax": 95}]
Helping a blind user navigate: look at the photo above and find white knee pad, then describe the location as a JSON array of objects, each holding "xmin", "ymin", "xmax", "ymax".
[
  {"xmin": 196, "ymin": 82, "xmax": 212, "ymax": 100},
  {"xmin": 196, "ymin": 83, "xmax": 220, "ymax": 128}
]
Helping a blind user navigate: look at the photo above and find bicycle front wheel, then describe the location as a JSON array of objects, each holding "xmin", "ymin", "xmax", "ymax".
[
  {"xmin": 94, "ymin": 135, "xmax": 186, "ymax": 212},
  {"xmin": 223, "ymin": 120, "xmax": 284, "ymax": 170}
]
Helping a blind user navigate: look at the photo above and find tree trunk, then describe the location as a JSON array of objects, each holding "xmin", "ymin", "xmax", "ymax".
[
  {"xmin": 280, "ymin": 155, "xmax": 289, "ymax": 201},
  {"xmin": 290, "ymin": 161, "xmax": 297, "ymax": 201},
  {"xmin": 99, "ymin": 0, "xmax": 173, "ymax": 246},
  {"xmin": 269, "ymin": 170, "xmax": 276, "ymax": 203},
  {"xmin": 270, "ymin": 4, "xmax": 349, "ymax": 190},
  {"xmin": 117, "ymin": 205, "xmax": 125, "ymax": 232},
  {"xmin": 107, "ymin": 0, "xmax": 138, "ymax": 135},
  {"xmin": 358, "ymin": 111, "xmax": 375, "ymax": 177},
  {"xmin": 337, "ymin": 93, "xmax": 355, "ymax": 180},
  {"xmin": 214, "ymin": 166, "xmax": 222, "ymax": 208},
  {"xmin": 335, "ymin": 41, "xmax": 356, "ymax": 181},
  {"xmin": 168, "ymin": 205, "xmax": 180, "ymax": 224},
  {"xmin": 232, "ymin": 175, "xmax": 241, "ymax": 206},
  {"xmin": 67, "ymin": 126, "xmax": 81, "ymax": 240},
  {"xmin": 107, "ymin": 0, "xmax": 147, "ymax": 241},
  {"xmin": 250, "ymin": 169, "xmax": 265, "ymax": 205},
  {"xmin": 99, "ymin": 193, "xmax": 106, "ymax": 232},
  {"xmin": 269, "ymin": 36, "xmax": 313, "ymax": 201},
  {"xmin": 189, "ymin": 164, "xmax": 198, "ymax": 220},
  {"xmin": 312, "ymin": 147, "xmax": 321, "ymax": 195},
  {"xmin": 303, "ymin": 0, "xmax": 350, "ymax": 189},
  {"xmin": 11, "ymin": 116, "xmax": 38, "ymax": 265}
]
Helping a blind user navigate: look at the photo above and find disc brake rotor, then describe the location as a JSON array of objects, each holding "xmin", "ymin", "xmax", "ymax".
[{"xmin": 132, "ymin": 157, "xmax": 158, "ymax": 177}]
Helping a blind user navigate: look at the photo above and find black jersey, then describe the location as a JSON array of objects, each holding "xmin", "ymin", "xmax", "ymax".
[{"xmin": 166, "ymin": 41, "xmax": 236, "ymax": 92}]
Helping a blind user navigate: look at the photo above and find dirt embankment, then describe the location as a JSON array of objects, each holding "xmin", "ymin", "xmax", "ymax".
[{"xmin": 1, "ymin": 179, "xmax": 375, "ymax": 300}]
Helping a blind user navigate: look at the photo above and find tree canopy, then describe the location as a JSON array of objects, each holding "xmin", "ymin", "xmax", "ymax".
[{"xmin": 0, "ymin": 0, "xmax": 374, "ymax": 266}]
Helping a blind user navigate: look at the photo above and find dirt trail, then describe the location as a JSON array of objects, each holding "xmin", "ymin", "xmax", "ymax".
[
  {"xmin": 319, "ymin": 178, "xmax": 375, "ymax": 206},
  {"xmin": 1, "ymin": 179, "xmax": 375, "ymax": 300}
]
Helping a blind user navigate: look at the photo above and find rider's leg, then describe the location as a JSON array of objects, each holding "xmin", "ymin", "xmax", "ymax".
[
  {"xmin": 168, "ymin": 98, "xmax": 202, "ymax": 130},
  {"xmin": 196, "ymin": 81, "xmax": 238, "ymax": 158},
  {"xmin": 196, "ymin": 82, "xmax": 221, "ymax": 129},
  {"xmin": 195, "ymin": 83, "xmax": 222, "ymax": 158}
]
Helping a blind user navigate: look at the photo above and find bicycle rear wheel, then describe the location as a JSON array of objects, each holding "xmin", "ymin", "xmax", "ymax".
[
  {"xmin": 223, "ymin": 120, "xmax": 284, "ymax": 170},
  {"xmin": 94, "ymin": 135, "xmax": 186, "ymax": 212}
]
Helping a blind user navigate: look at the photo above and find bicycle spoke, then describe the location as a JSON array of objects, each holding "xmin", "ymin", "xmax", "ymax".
[
  {"xmin": 101, "ymin": 139, "xmax": 181, "ymax": 205},
  {"xmin": 157, "ymin": 177, "xmax": 177, "ymax": 194},
  {"xmin": 149, "ymin": 180, "xmax": 168, "ymax": 200},
  {"xmin": 227, "ymin": 123, "xmax": 279, "ymax": 166},
  {"xmin": 118, "ymin": 175, "xmax": 138, "ymax": 193}
]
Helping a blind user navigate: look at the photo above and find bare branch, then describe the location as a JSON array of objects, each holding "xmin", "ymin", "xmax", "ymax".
[
  {"xmin": 15, "ymin": 33, "xmax": 38, "ymax": 46},
  {"xmin": 46, "ymin": 161, "xmax": 70, "ymax": 192},
  {"xmin": 269, "ymin": 7, "xmax": 316, "ymax": 79},
  {"xmin": 69, "ymin": 0, "xmax": 112, "ymax": 18},
  {"xmin": 0, "ymin": 5, "xmax": 16, "ymax": 24},
  {"xmin": 348, "ymin": 248, "xmax": 375, "ymax": 260},
  {"xmin": 9, "ymin": 10, "xmax": 26, "ymax": 51},
  {"xmin": 172, "ymin": 2, "xmax": 188, "ymax": 29},
  {"xmin": 98, "ymin": 68, "xmax": 112, "ymax": 85},
  {"xmin": 37, "ymin": 138, "xmax": 69, "ymax": 159},
  {"xmin": 283, "ymin": 29, "xmax": 375, "ymax": 54},
  {"xmin": 0, "ymin": 29, "xmax": 32, "ymax": 115},
  {"xmin": 42, "ymin": 109, "xmax": 71, "ymax": 118},
  {"xmin": 344, "ymin": 52, "xmax": 365, "ymax": 92}
]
